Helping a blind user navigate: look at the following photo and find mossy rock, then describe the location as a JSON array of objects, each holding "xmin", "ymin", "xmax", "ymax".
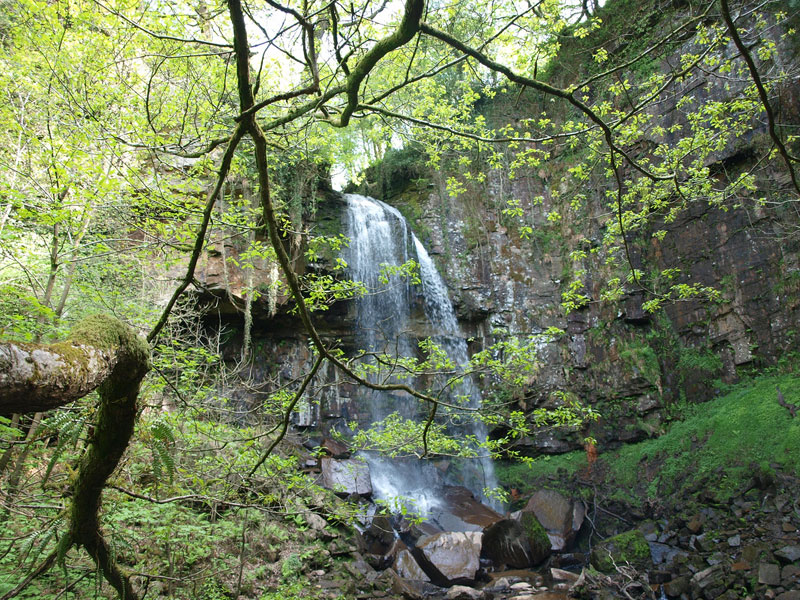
[
  {"xmin": 590, "ymin": 529, "xmax": 652, "ymax": 573},
  {"xmin": 519, "ymin": 511, "xmax": 551, "ymax": 564}
]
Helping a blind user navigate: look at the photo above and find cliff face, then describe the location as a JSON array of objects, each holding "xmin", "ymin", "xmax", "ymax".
[
  {"xmin": 374, "ymin": 158, "xmax": 799, "ymax": 452},
  {"xmin": 191, "ymin": 0, "xmax": 800, "ymax": 453},
  {"xmin": 346, "ymin": 0, "xmax": 800, "ymax": 452}
]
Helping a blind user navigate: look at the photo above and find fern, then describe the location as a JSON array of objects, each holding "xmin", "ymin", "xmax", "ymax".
[
  {"xmin": 149, "ymin": 418, "xmax": 176, "ymax": 485},
  {"xmin": 40, "ymin": 410, "xmax": 87, "ymax": 488},
  {"xmin": 19, "ymin": 516, "xmax": 63, "ymax": 568}
]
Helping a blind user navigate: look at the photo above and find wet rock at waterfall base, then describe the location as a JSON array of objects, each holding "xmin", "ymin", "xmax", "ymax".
[
  {"xmin": 320, "ymin": 437, "xmax": 350, "ymax": 458},
  {"xmin": 481, "ymin": 519, "xmax": 536, "ymax": 569},
  {"xmin": 396, "ymin": 514, "xmax": 443, "ymax": 544},
  {"xmin": 445, "ymin": 584, "xmax": 484, "ymax": 599},
  {"xmin": 414, "ymin": 531, "xmax": 483, "ymax": 585},
  {"xmin": 521, "ymin": 489, "xmax": 584, "ymax": 551},
  {"xmin": 320, "ymin": 457, "xmax": 372, "ymax": 496},
  {"xmin": 426, "ymin": 486, "xmax": 503, "ymax": 533},
  {"xmin": 375, "ymin": 568, "xmax": 443, "ymax": 600},
  {"xmin": 356, "ymin": 514, "xmax": 396, "ymax": 557},
  {"xmin": 395, "ymin": 548, "xmax": 431, "ymax": 582},
  {"xmin": 549, "ymin": 568, "xmax": 580, "ymax": 584}
]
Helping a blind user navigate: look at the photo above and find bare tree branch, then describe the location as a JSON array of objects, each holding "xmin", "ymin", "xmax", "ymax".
[{"xmin": 719, "ymin": 0, "xmax": 800, "ymax": 197}]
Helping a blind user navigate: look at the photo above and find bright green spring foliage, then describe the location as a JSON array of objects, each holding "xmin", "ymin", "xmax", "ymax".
[{"xmin": 1, "ymin": 0, "xmax": 799, "ymax": 596}]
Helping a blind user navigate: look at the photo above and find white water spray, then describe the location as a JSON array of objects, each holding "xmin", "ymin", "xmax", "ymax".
[{"xmin": 344, "ymin": 193, "xmax": 499, "ymax": 513}]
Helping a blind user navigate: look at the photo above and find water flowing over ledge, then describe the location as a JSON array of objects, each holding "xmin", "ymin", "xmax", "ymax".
[{"xmin": 344, "ymin": 193, "xmax": 499, "ymax": 514}]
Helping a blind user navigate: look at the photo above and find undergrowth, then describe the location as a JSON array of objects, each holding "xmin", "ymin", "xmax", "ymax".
[
  {"xmin": 498, "ymin": 373, "xmax": 800, "ymax": 508},
  {"xmin": 0, "ymin": 408, "xmax": 356, "ymax": 600}
]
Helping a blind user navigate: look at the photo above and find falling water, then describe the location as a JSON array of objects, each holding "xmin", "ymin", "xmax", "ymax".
[{"xmin": 344, "ymin": 193, "xmax": 499, "ymax": 513}]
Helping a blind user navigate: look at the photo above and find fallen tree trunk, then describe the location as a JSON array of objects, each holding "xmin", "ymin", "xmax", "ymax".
[{"xmin": 0, "ymin": 314, "xmax": 150, "ymax": 600}]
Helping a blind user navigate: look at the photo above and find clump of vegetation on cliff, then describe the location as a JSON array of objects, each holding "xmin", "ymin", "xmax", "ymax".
[{"xmin": 498, "ymin": 371, "xmax": 800, "ymax": 508}]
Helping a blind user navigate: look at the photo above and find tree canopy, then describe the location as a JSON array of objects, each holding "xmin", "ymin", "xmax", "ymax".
[{"xmin": 0, "ymin": 0, "xmax": 798, "ymax": 596}]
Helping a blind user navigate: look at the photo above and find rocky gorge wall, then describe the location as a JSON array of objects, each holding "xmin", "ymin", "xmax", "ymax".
[
  {"xmin": 356, "ymin": 154, "xmax": 800, "ymax": 453},
  {"xmin": 185, "ymin": 0, "xmax": 800, "ymax": 455},
  {"xmin": 345, "ymin": 0, "xmax": 800, "ymax": 453}
]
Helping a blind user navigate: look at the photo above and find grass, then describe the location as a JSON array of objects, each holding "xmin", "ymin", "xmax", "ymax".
[
  {"xmin": 498, "ymin": 373, "xmax": 800, "ymax": 507},
  {"xmin": 627, "ymin": 373, "xmax": 800, "ymax": 500}
]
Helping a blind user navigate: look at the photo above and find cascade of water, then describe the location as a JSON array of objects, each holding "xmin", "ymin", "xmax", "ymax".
[
  {"xmin": 412, "ymin": 235, "xmax": 499, "ymax": 502},
  {"xmin": 344, "ymin": 193, "xmax": 498, "ymax": 513}
]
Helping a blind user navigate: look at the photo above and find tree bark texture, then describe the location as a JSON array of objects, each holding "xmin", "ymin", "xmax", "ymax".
[
  {"xmin": 0, "ymin": 314, "xmax": 150, "ymax": 600},
  {"xmin": 0, "ymin": 315, "xmax": 149, "ymax": 414}
]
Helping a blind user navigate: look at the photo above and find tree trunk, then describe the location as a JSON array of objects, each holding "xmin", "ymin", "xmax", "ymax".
[{"xmin": 0, "ymin": 314, "xmax": 150, "ymax": 600}]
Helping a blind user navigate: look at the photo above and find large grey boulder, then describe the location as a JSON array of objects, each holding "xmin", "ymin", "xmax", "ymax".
[
  {"xmin": 415, "ymin": 531, "xmax": 483, "ymax": 585},
  {"xmin": 320, "ymin": 457, "xmax": 372, "ymax": 496},
  {"xmin": 395, "ymin": 548, "xmax": 431, "ymax": 582},
  {"xmin": 521, "ymin": 489, "xmax": 584, "ymax": 551}
]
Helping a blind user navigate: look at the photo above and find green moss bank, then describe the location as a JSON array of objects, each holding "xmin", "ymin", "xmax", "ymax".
[
  {"xmin": 497, "ymin": 373, "xmax": 800, "ymax": 509},
  {"xmin": 590, "ymin": 529, "xmax": 651, "ymax": 573}
]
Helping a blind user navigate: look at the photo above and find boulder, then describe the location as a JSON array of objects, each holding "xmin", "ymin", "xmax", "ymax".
[
  {"xmin": 395, "ymin": 548, "xmax": 431, "ymax": 582},
  {"xmin": 783, "ymin": 564, "xmax": 800, "ymax": 587},
  {"xmin": 759, "ymin": 562, "xmax": 781, "ymax": 586},
  {"xmin": 521, "ymin": 489, "xmax": 584, "ymax": 551},
  {"xmin": 775, "ymin": 545, "xmax": 800, "ymax": 563},
  {"xmin": 430, "ymin": 486, "xmax": 504, "ymax": 532},
  {"xmin": 415, "ymin": 531, "xmax": 483, "ymax": 585},
  {"xmin": 356, "ymin": 515, "xmax": 396, "ymax": 557},
  {"xmin": 445, "ymin": 585, "xmax": 484, "ymax": 600},
  {"xmin": 550, "ymin": 568, "xmax": 580, "ymax": 584},
  {"xmin": 648, "ymin": 541, "xmax": 685, "ymax": 566},
  {"xmin": 483, "ymin": 577, "xmax": 511, "ymax": 592},
  {"xmin": 663, "ymin": 574, "xmax": 689, "ymax": 597},
  {"xmin": 481, "ymin": 519, "xmax": 535, "ymax": 569},
  {"xmin": 396, "ymin": 514, "xmax": 443, "ymax": 544},
  {"xmin": 320, "ymin": 437, "xmax": 350, "ymax": 458},
  {"xmin": 690, "ymin": 564, "xmax": 728, "ymax": 599},
  {"xmin": 590, "ymin": 529, "xmax": 652, "ymax": 573},
  {"xmin": 519, "ymin": 511, "xmax": 552, "ymax": 565},
  {"xmin": 345, "ymin": 553, "xmax": 376, "ymax": 579},
  {"xmin": 321, "ymin": 457, "xmax": 372, "ymax": 496},
  {"xmin": 374, "ymin": 568, "xmax": 442, "ymax": 600},
  {"xmin": 305, "ymin": 512, "xmax": 329, "ymax": 532}
]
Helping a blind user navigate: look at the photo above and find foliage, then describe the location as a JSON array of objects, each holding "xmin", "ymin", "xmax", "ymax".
[
  {"xmin": 0, "ymin": 403, "xmax": 358, "ymax": 598},
  {"xmin": 590, "ymin": 529, "xmax": 652, "ymax": 573},
  {"xmin": 497, "ymin": 373, "xmax": 800, "ymax": 506},
  {"xmin": 676, "ymin": 346, "xmax": 724, "ymax": 377},
  {"xmin": 618, "ymin": 341, "xmax": 661, "ymax": 387},
  {"xmin": 1, "ymin": 0, "xmax": 800, "ymax": 595}
]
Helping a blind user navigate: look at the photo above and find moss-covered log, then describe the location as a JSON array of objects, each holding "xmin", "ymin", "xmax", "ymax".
[
  {"xmin": 0, "ymin": 314, "xmax": 150, "ymax": 600},
  {"xmin": 0, "ymin": 315, "xmax": 149, "ymax": 413}
]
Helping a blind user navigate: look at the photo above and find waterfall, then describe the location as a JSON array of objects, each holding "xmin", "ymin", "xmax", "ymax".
[{"xmin": 344, "ymin": 193, "xmax": 499, "ymax": 513}]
